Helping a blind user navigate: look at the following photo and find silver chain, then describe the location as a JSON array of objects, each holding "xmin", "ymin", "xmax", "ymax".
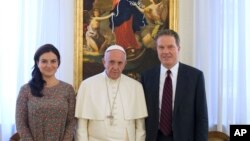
[{"xmin": 105, "ymin": 76, "xmax": 121, "ymax": 125}]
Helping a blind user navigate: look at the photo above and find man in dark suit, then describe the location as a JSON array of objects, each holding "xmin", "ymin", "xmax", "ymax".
[{"xmin": 141, "ymin": 29, "xmax": 208, "ymax": 141}]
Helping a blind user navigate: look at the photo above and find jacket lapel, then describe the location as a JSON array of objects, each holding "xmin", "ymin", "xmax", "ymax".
[{"xmin": 173, "ymin": 63, "xmax": 188, "ymax": 117}]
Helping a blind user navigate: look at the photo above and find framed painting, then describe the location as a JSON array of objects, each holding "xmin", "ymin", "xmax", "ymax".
[{"xmin": 74, "ymin": 0, "xmax": 178, "ymax": 90}]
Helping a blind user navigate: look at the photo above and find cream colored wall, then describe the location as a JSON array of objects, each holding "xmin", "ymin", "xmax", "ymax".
[
  {"xmin": 56, "ymin": 0, "xmax": 74, "ymax": 85},
  {"xmin": 178, "ymin": 0, "xmax": 194, "ymax": 66}
]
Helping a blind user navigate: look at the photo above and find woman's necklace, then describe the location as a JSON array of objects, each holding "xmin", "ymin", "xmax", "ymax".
[{"xmin": 105, "ymin": 76, "xmax": 121, "ymax": 125}]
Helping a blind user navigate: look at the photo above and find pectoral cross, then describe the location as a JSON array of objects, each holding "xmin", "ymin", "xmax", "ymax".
[{"xmin": 107, "ymin": 114, "xmax": 114, "ymax": 125}]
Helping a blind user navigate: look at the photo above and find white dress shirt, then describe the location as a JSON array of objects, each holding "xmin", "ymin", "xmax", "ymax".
[{"xmin": 159, "ymin": 62, "xmax": 179, "ymax": 112}]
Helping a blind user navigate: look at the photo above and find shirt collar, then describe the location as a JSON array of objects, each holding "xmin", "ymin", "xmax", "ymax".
[
  {"xmin": 160, "ymin": 62, "xmax": 179, "ymax": 77},
  {"xmin": 102, "ymin": 71, "xmax": 121, "ymax": 83}
]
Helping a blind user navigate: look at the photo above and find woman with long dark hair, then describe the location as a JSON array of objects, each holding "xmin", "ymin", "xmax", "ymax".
[{"xmin": 16, "ymin": 44, "xmax": 76, "ymax": 140}]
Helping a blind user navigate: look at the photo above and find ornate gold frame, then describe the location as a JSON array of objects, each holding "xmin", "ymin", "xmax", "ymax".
[{"xmin": 74, "ymin": 0, "xmax": 179, "ymax": 90}]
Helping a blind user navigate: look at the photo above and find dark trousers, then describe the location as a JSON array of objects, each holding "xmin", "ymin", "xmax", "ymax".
[{"xmin": 157, "ymin": 130, "xmax": 173, "ymax": 141}]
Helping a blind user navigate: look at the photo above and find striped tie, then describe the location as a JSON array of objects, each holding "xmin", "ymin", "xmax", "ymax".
[{"xmin": 160, "ymin": 70, "xmax": 172, "ymax": 136}]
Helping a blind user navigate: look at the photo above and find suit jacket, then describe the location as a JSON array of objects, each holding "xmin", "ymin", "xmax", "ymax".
[{"xmin": 141, "ymin": 62, "xmax": 208, "ymax": 141}]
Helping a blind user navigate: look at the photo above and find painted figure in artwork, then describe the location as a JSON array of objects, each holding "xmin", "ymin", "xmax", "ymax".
[
  {"xmin": 130, "ymin": 0, "xmax": 169, "ymax": 37},
  {"xmin": 85, "ymin": 9, "xmax": 114, "ymax": 55},
  {"xmin": 109, "ymin": 0, "xmax": 147, "ymax": 57},
  {"xmin": 82, "ymin": 0, "xmax": 169, "ymax": 80}
]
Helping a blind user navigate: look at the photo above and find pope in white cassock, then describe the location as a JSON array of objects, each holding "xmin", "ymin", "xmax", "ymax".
[{"xmin": 75, "ymin": 45, "xmax": 148, "ymax": 141}]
